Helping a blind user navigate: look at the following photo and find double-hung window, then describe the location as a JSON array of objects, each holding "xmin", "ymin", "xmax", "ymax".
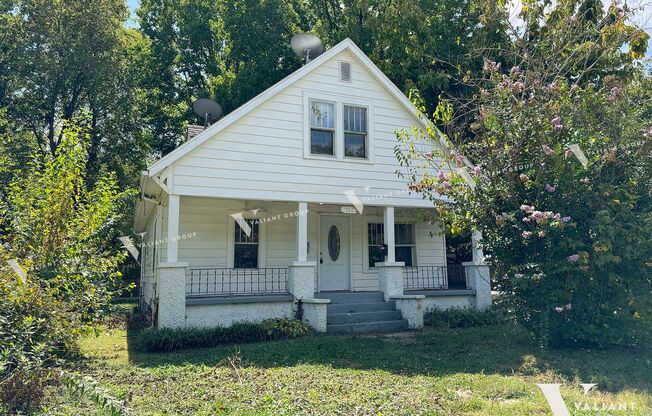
[
  {"xmin": 309, "ymin": 100, "xmax": 335, "ymax": 156},
  {"xmin": 344, "ymin": 105, "xmax": 367, "ymax": 158},
  {"xmin": 394, "ymin": 224, "xmax": 415, "ymax": 266},
  {"xmin": 367, "ymin": 223, "xmax": 416, "ymax": 267},
  {"xmin": 234, "ymin": 219, "xmax": 259, "ymax": 268}
]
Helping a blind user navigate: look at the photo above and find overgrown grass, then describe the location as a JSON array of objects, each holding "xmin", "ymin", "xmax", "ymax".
[
  {"xmin": 142, "ymin": 318, "xmax": 312, "ymax": 352},
  {"xmin": 40, "ymin": 305, "xmax": 652, "ymax": 415}
]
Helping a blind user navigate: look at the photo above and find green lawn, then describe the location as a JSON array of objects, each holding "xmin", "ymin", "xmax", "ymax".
[{"xmin": 42, "ymin": 314, "xmax": 652, "ymax": 415}]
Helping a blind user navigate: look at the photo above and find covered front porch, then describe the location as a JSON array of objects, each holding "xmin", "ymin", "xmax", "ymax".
[{"xmin": 147, "ymin": 196, "xmax": 491, "ymax": 331}]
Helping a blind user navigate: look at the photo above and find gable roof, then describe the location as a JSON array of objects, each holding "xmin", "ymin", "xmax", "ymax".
[{"xmin": 145, "ymin": 38, "xmax": 444, "ymax": 178}]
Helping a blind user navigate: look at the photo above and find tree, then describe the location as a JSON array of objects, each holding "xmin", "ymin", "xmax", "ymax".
[
  {"xmin": 0, "ymin": 0, "xmax": 148, "ymax": 188},
  {"xmin": 396, "ymin": 1, "xmax": 652, "ymax": 347},
  {"xmin": 309, "ymin": 0, "xmax": 509, "ymax": 110},
  {"xmin": 137, "ymin": 0, "xmax": 309, "ymax": 155}
]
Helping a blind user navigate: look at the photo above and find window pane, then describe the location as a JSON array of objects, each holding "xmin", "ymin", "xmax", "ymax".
[
  {"xmin": 235, "ymin": 219, "xmax": 259, "ymax": 243},
  {"xmin": 369, "ymin": 246, "xmax": 384, "ymax": 268},
  {"xmin": 368, "ymin": 223, "xmax": 384, "ymax": 245},
  {"xmin": 311, "ymin": 129, "xmax": 334, "ymax": 155},
  {"xmin": 344, "ymin": 105, "xmax": 366, "ymax": 133},
  {"xmin": 395, "ymin": 246, "xmax": 413, "ymax": 266},
  {"xmin": 345, "ymin": 132, "xmax": 366, "ymax": 158},
  {"xmin": 395, "ymin": 224, "xmax": 414, "ymax": 245},
  {"xmin": 234, "ymin": 244, "xmax": 258, "ymax": 268},
  {"xmin": 310, "ymin": 101, "xmax": 334, "ymax": 129}
]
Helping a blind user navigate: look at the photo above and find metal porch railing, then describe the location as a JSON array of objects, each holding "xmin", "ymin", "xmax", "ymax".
[
  {"xmin": 403, "ymin": 265, "xmax": 470, "ymax": 290},
  {"xmin": 186, "ymin": 267, "xmax": 289, "ymax": 297}
]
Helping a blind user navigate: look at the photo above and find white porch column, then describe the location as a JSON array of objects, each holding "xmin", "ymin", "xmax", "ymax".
[
  {"xmin": 167, "ymin": 194, "xmax": 180, "ymax": 263},
  {"xmin": 288, "ymin": 202, "xmax": 316, "ymax": 300},
  {"xmin": 296, "ymin": 202, "xmax": 308, "ymax": 262},
  {"xmin": 378, "ymin": 206, "xmax": 404, "ymax": 301},
  {"xmin": 383, "ymin": 206, "xmax": 395, "ymax": 263},
  {"xmin": 471, "ymin": 230, "xmax": 484, "ymax": 263}
]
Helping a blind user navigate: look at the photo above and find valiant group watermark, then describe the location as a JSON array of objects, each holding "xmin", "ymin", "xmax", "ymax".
[
  {"xmin": 118, "ymin": 231, "xmax": 199, "ymax": 262},
  {"xmin": 537, "ymin": 383, "xmax": 637, "ymax": 415}
]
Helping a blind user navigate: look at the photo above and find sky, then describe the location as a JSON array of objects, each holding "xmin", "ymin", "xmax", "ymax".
[{"xmin": 126, "ymin": 0, "xmax": 652, "ymax": 58}]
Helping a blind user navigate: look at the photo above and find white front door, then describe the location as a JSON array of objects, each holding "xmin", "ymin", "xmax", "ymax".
[{"xmin": 319, "ymin": 215, "xmax": 350, "ymax": 291}]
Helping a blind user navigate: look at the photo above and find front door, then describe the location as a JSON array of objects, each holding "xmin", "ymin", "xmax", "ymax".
[{"xmin": 319, "ymin": 215, "xmax": 350, "ymax": 291}]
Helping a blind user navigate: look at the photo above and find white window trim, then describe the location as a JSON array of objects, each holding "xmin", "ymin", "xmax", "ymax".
[
  {"xmin": 307, "ymin": 98, "xmax": 338, "ymax": 158},
  {"xmin": 342, "ymin": 102, "xmax": 370, "ymax": 161},
  {"xmin": 302, "ymin": 90, "xmax": 375, "ymax": 163},
  {"xmin": 226, "ymin": 210, "xmax": 267, "ymax": 269},
  {"xmin": 362, "ymin": 216, "xmax": 418, "ymax": 273}
]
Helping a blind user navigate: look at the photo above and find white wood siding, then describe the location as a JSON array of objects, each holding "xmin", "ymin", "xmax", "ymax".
[
  {"xmin": 156, "ymin": 198, "xmax": 445, "ymax": 292},
  {"xmin": 168, "ymin": 49, "xmax": 438, "ymax": 207}
]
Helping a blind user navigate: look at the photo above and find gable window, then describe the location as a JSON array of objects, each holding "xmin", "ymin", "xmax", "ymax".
[
  {"xmin": 367, "ymin": 223, "xmax": 415, "ymax": 267},
  {"xmin": 309, "ymin": 100, "xmax": 335, "ymax": 155},
  {"xmin": 344, "ymin": 105, "xmax": 367, "ymax": 158},
  {"xmin": 234, "ymin": 219, "xmax": 259, "ymax": 268}
]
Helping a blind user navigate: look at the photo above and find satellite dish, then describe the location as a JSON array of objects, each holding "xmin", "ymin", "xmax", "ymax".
[
  {"xmin": 192, "ymin": 98, "xmax": 222, "ymax": 128},
  {"xmin": 291, "ymin": 33, "xmax": 324, "ymax": 64}
]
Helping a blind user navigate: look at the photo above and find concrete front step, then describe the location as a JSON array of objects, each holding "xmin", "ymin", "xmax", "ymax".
[
  {"xmin": 327, "ymin": 310, "xmax": 402, "ymax": 324},
  {"xmin": 315, "ymin": 291, "xmax": 384, "ymax": 304},
  {"xmin": 327, "ymin": 301, "xmax": 396, "ymax": 314},
  {"xmin": 326, "ymin": 319, "xmax": 409, "ymax": 334}
]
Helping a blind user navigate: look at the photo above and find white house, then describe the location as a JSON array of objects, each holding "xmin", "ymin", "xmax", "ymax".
[{"xmin": 133, "ymin": 38, "xmax": 491, "ymax": 334}]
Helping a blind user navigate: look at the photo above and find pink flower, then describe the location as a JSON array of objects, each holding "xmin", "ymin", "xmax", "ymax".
[
  {"xmin": 522, "ymin": 217, "xmax": 531, "ymax": 222},
  {"xmin": 567, "ymin": 254, "xmax": 579, "ymax": 263},
  {"xmin": 538, "ymin": 230, "xmax": 546, "ymax": 237},
  {"xmin": 542, "ymin": 145, "xmax": 554, "ymax": 156},
  {"xmin": 522, "ymin": 231, "xmax": 532, "ymax": 239},
  {"xmin": 519, "ymin": 174, "xmax": 529, "ymax": 182},
  {"xmin": 437, "ymin": 170, "xmax": 447, "ymax": 180},
  {"xmin": 565, "ymin": 303, "xmax": 572, "ymax": 310},
  {"xmin": 551, "ymin": 116, "xmax": 563, "ymax": 132},
  {"xmin": 454, "ymin": 153, "xmax": 464, "ymax": 165},
  {"xmin": 520, "ymin": 204, "xmax": 535, "ymax": 213},
  {"xmin": 423, "ymin": 151, "xmax": 433, "ymax": 159},
  {"xmin": 561, "ymin": 216, "xmax": 572, "ymax": 223},
  {"xmin": 543, "ymin": 211, "xmax": 555, "ymax": 219},
  {"xmin": 441, "ymin": 181, "xmax": 451, "ymax": 189},
  {"xmin": 554, "ymin": 307, "xmax": 564, "ymax": 313},
  {"xmin": 553, "ymin": 213, "xmax": 561, "ymax": 220},
  {"xmin": 473, "ymin": 165, "xmax": 482, "ymax": 176},
  {"xmin": 545, "ymin": 184, "xmax": 556, "ymax": 193},
  {"xmin": 531, "ymin": 211, "xmax": 543, "ymax": 222}
]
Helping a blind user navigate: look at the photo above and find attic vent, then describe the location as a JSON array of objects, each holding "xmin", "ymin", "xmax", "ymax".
[{"xmin": 339, "ymin": 61, "xmax": 351, "ymax": 82}]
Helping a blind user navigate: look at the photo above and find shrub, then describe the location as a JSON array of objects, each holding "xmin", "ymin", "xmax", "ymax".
[
  {"xmin": 141, "ymin": 318, "xmax": 312, "ymax": 352},
  {"xmin": 0, "ymin": 124, "xmax": 130, "ymax": 413},
  {"xmin": 424, "ymin": 307, "xmax": 508, "ymax": 329}
]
